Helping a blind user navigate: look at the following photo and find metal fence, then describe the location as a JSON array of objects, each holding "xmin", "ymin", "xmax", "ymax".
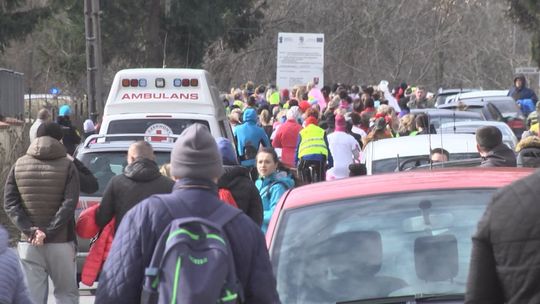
[{"xmin": 0, "ymin": 68, "xmax": 24, "ymax": 119}]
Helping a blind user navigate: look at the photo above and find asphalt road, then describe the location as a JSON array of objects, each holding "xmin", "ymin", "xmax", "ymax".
[{"xmin": 47, "ymin": 280, "xmax": 96, "ymax": 304}]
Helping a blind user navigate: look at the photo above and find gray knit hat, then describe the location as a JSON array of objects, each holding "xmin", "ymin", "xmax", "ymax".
[{"xmin": 170, "ymin": 124, "xmax": 224, "ymax": 179}]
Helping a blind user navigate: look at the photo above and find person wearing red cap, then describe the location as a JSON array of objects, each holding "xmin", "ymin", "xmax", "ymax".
[
  {"xmin": 295, "ymin": 111, "xmax": 333, "ymax": 184},
  {"xmin": 299, "ymin": 100, "xmax": 311, "ymax": 113}
]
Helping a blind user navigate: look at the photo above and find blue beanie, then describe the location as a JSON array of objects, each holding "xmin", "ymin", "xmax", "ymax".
[
  {"xmin": 59, "ymin": 105, "xmax": 71, "ymax": 116},
  {"xmin": 215, "ymin": 137, "xmax": 239, "ymax": 166}
]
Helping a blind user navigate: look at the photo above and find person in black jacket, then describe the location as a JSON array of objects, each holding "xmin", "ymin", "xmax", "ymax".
[
  {"xmin": 95, "ymin": 141, "xmax": 174, "ymax": 232},
  {"xmin": 56, "ymin": 105, "xmax": 81, "ymax": 156},
  {"xmin": 37, "ymin": 122, "xmax": 99, "ymax": 194},
  {"xmin": 216, "ymin": 137, "xmax": 263, "ymax": 226},
  {"xmin": 465, "ymin": 170, "xmax": 540, "ymax": 303},
  {"xmin": 476, "ymin": 126, "xmax": 516, "ymax": 168}
]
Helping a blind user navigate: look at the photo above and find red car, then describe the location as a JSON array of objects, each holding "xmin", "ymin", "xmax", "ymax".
[{"xmin": 266, "ymin": 168, "xmax": 533, "ymax": 304}]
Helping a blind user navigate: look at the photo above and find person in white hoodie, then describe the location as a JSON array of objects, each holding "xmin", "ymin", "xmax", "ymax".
[{"xmin": 327, "ymin": 114, "xmax": 361, "ymax": 180}]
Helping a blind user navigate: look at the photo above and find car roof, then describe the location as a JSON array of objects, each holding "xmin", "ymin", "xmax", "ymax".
[
  {"xmin": 445, "ymin": 90, "xmax": 508, "ymax": 100},
  {"xmin": 436, "ymin": 88, "xmax": 479, "ymax": 95},
  {"xmin": 438, "ymin": 120, "xmax": 510, "ymax": 129},
  {"xmin": 410, "ymin": 108, "xmax": 484, "ymax": 118},
  {"xmin": 280, "ymin": 168, "xmax": 533, "ymax": 210},
  {"xmin": 364, "ymin": 133, "xmax": 478, "ymax": 161},
  {"xmin": 438, "ymin": 121, "xmax": 515, "ymax": 136},
  {"xmin": 76, "ymin": 134, "xmax": 175, "ymax": 156}
]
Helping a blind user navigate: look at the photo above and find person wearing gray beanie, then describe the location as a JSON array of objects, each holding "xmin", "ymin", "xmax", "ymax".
[{"xmin": 170, "ymin": 124, "xmax": 224, "ymax": 180}]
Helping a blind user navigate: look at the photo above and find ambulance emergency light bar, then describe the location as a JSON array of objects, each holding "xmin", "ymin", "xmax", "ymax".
[{"xmin": 121, "ymin": 78, "xmax": 199, "ymax": 88}]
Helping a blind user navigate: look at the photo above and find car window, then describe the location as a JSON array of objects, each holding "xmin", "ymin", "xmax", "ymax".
[
  {"xmin": 489, "ymin": 99, "xmax": 521, "ymax": 117},
  {"xmin": 107, "ymin": 119, "xmax": 209, "ymax": 135},
  {"xmin": 486, "ymin": 103, "xmax": 503, "ymax": 121},
  {"xmin": 270, "ymin": 189, "xmax": 494, "ymax": 304},
  {"xmin": 78, "ymin": 151, "xmax": 171, "ymax": 196},
  {"xmin": 372, "ymin": 152, "xmax": 480, "ymax": 173}
]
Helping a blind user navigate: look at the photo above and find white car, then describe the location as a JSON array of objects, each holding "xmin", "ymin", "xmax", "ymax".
[
  {"xmin": 443, "ymin": 90, "xmax": 509, "ymax": 104},
  {"xmin": 438, "ymin": 121, "xmax": 518, "ymax": 151},
  {"xmin": 362, "ymin": 134, "xmax": 480, "ymax": 175}
]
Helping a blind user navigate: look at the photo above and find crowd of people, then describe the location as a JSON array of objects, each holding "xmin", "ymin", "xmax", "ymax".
[{"xmin": 3, "ymin": 74, "xmax": 540, "ymax": 303}]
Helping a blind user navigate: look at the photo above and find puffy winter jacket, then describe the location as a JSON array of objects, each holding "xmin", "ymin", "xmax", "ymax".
[{"xmin": 76, "ymin": 204, "xmax": 115, "ymax": 286}]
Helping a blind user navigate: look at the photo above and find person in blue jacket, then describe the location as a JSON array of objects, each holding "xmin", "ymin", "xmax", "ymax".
[
  {"xmin": 95, "ymin": 124, "xmax": 279, "ymax": 304},
  {"xmin": 255, "ymin": 147, "xmax": 295, "ymax": 233},
  {"xmin": 233, "ymin": 108, "xmax": 271, "ymax": 169},
  {"xmin": 508, "ymin": 74, "xmax": 538, "ymax": 105}
]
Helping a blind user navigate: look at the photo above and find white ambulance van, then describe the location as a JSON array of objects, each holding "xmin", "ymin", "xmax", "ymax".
[{"xmin": 100, "ymin": 68, "xmax": 233, "ymax": 141}]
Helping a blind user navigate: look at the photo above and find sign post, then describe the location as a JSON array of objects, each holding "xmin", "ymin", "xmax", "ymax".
[{"xmin": 276, "ymin": 32, "xmax": 324, "ymax": 92}]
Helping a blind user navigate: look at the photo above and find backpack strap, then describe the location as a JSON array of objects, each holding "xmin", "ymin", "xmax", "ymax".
[{"xmin": 208, "ymin": 203, "xmax": 243, "ymax": 229}]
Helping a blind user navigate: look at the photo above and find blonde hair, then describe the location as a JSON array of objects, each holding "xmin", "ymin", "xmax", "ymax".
[
  {"xmin": 259, "ymin": 109, "xmax": 272, "ymax": 126},
  {"xmin": 159, "ymin": 163, "xmax": 172, "ymax": 178},
  {"xmin": 229, "ymin": 108, "xmax": 242, "ymax": 125},
  {"xmin": 398, "ymin": 114, "xmax": 416, "ymax": 134}
]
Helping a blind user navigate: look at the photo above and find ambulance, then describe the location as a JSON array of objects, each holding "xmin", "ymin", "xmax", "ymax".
[{"xmin": 100, "ymin": 68, "xmax": 233, "ymax": 141}]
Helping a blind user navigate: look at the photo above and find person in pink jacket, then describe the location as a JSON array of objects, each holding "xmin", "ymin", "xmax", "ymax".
[{"xmin": 272, "ymin": 106, "xmax": 302, "ymax": 168}]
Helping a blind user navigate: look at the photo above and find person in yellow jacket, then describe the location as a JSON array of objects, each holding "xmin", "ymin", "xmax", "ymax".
[{"xmin": 295, "ymin": 116, "xmax": 333, "ymax": 184}]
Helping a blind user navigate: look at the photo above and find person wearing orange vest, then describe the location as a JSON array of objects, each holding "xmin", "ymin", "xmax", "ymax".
[{"xmin": 295, "ymin": 116, "xmax": 333, "ymax": 183}]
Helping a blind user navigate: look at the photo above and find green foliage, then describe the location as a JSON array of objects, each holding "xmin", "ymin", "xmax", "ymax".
[
  {"xmin": 38, "ymin": 0, "xmax": 264, "ymax": 84},
  {"xmin": 508, "ymin": 0, "xmax": 540, "ymax": 66},
  {"xmin": 0, "ymin": 3, "xmax": 50, "ymax": 52}
]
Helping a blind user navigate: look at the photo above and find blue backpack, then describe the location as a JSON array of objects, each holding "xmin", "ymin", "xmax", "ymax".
[
  {"xmin": 518, "ymin": 99, "xmax": 535, "ymax": 116},
  {"xmin": 141, "ymin": 202, "xmax": 244, "ymax": 304}
]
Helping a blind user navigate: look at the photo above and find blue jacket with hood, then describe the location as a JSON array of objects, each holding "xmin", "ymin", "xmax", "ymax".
[
  {"xmin": 508, "ymin": 74, "xmax": 538, "ymax": 104},
  {"xmin": 94, "ymin": 178, "xmax": 280, "ymax": 304},
  {"xmin": 0, "ymin": 226, "xmax": 34, "ymax": 304},
  {"xmin": 256, "ymin": 172, "xmax": 295, "ymax": 233},
  {"xmin": 233, "ymin": 109, "xmax": 271, "ymax": 167}
]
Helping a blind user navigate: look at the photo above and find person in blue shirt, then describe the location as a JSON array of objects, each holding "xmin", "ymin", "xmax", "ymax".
[{"xmin": 255, "ymin": 147, "xmax": 295, "ymax": 233}]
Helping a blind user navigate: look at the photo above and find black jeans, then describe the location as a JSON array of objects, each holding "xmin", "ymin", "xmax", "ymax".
[{"xmin": 297, "ymin": 158, "xmax": 326, "ymax": 184}]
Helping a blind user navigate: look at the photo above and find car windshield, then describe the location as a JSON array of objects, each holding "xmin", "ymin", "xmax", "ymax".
[
  {"xmin": 270, "ymin": 189, "xmax": 494, "ymax": 304},
  {"xmin": 372, "ymin": 152, "xmax": 480, "ymax": 173},
  {"xmin": 107, "ymin": 119, "xmax": 209, "ymax": 135},
  {"xmin": 77, "ymin": 151, "xmax": 171, "ymax": 196},
  {"xmin": 428, "ymin": 115, "xmax": 483, "ymax": 129}
]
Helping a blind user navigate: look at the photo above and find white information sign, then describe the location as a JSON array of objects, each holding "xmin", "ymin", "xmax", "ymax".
[{"xmin": 276, "ymin": 32, "xmax": 324, "ymax": 91}]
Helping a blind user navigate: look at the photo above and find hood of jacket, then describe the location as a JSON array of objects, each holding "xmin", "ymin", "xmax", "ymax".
[
  {"xmin": 26, "ymin": 136, "xmax": 67, "ymax": 160},
  {"xmin": 0, "ymin": 226, "xmax": 7, "ymax": 255},
  {"xmin": 516, "ymin": 136, "xmax": 540, "ymax": 152},
  {"xmin": 483, "ymin": 143, "xmax": 517, "ymax": 167},
  {"xmin": 259, "ymin": 171, "xmax": 295, "ymax": 189},
  {"xmin": 124, "ymin": 158, "xmax": 162, "ymax": 182},
  {"xmin": 514, "ymin": 74, "xmax": 527, "ymax": 88},
  {"xmin": 218, "ymin": 165, "xmax": 251, "ymax": 188},
  {"xmin": 243, "ymin": 108, "xmax": 257, "ymax": 124}
]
